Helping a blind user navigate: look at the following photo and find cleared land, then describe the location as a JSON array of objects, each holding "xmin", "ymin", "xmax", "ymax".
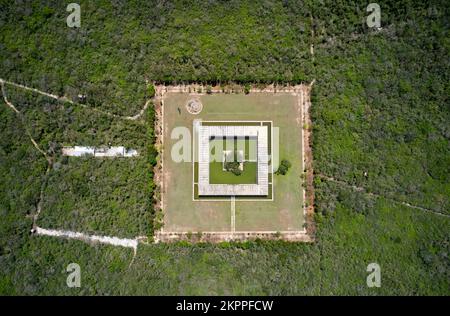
[{"xmin": 162, "ymin": 92, "xmax": 304, "ymax": 233}]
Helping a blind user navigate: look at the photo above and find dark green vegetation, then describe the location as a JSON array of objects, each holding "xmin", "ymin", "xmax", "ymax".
[
  {"xmin": 4, "ymin": 84, "xmax": 153, "ymax": 154},
  {"xmin": 38, "ymin": 157, "xmax": 152, "ymax": 238},
  {"xmin": 0, "ymin": 98, "xmax": 48, "ymax": 295},
  {"xmin": 0, "ymin": 80, "xmax": 157, "ymax": 240},
  {"xmin": 275, "ymin": 159, "xmax": 292, "ymax": 176},
  {"xmin": 311, "ymin": 8, "xmax": 450, "ymax": 216},
  {"xmin": 1, "ymin": 85, "xmax": 156, "ymax": 238},
  {"xmin": 224, "ymin": 161, "xmax": 242, "ymax": 176},
  {"xmin": 0, "ymin": 0, "xmax": 312, "ymax": 116},
  {"xmin": 1, "ymin": 0, "xmax": 449, "ymax": 295}
]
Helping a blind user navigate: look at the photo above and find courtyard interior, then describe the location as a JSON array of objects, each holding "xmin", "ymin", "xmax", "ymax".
[{"xmin": 162, "ymin": 92, "xmax": 305, "ymax": 232}]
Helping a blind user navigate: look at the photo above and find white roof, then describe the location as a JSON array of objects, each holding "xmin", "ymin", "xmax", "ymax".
[
  {"xmin": 62, "ymin": 146, "xmax": 138, "ymax": 157},
  {"xmin": 197, "ymin": 123, "xmax": 269, "ymax": 196}
]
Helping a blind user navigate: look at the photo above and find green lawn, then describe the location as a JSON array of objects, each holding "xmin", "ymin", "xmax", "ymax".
[{"xmin": 209, "ymin": 162, "xmax": 257, "ymax": 184}]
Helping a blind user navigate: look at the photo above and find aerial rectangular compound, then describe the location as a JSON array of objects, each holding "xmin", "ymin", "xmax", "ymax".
[
  {"xmin": 158, "ymin": 89, "xmax": 310, "ymax": 240},
  {"xmin": 196, "ymin": 122, "xmax": 269, "ymax": 196}
]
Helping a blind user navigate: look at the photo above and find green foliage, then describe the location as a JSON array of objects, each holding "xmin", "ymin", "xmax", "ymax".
[
  {"xmin": 37, "ymin": 157, "xmax": 152, "ymax": 238},
  {"xmin": 0, "ymin": 0, "xmax": 449, "ymax": 296},
  {"xmin": 147, "ymin": 84, "xmax": 156, "ymax": 98},
  {"xmin": 1, "ymin": 82, "xmax": 156, "ymax": 239},
  {"xmin": 311, "ymin": 6, "xmax": 449, "ymax": 215},
  {"xmin": 276, "ymin": 159, "xmax": 292, "ymax": 175},
  {"xmin": 0, "ymin": 0, "xmax": 312, "ymax": 118},
  {"xmin": 244, "ymin": 84, "xmax": 251, "ymax": 95},
  {"xmin": 224, "ymin": 161, "xmax": 242, "ymax": 176}
]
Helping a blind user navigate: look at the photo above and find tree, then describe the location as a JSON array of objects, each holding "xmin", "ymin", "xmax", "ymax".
[
  {"xmin": 244, "ymin": 84, "xmax": 251, "ymax": 94},
  {"xmin": 148, "ymin": 84, "xmax": 156, "ymax": 98},
  {"xmin": 276, "ymin": 159, "xmax": 292, "ymax": 175},
  {"xmin": 225, "ymin": 161, "xmax": 242, "ymax": 176}
]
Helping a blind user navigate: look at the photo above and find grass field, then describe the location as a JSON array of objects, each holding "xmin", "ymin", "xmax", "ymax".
[
  {"xmin": 162, "ymin": 92, "xmax": 304, "ymax": 232},
  {"xmin": 209, "ymin": 162, "xmax": 257, "ymax": 184}
]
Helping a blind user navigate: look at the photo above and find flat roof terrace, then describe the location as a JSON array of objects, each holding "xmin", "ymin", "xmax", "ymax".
[{"xmin": 196, "ymin": 122, "xmax": 269, "ymax": 196}]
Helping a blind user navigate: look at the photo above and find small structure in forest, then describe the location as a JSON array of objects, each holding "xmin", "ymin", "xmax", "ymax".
[{"xmin": 62, "ymin": 146, "xmax": 138, "ymax": 157}]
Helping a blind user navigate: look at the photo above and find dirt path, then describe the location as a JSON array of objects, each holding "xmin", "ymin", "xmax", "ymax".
[
  {"xmin": 310, "ymin": 13, "xmax": 315, "ymax": 60},
  {"xmin": 33, "ymin": 165, "xmax": 51, "ymax": 228},
  {"xmin": 1, "ymin": 80, "xmax": 20, "ymax": 113},
  {"xmin": 231, "ymin": 196, "xmax": 236, "ymax": 232},
  {"xmin": 125, "ymin": 100, "xmax": 151, "ymax": 120},
  {"xmin": 2, "ymin": 79, "xmax": 54, "ymax": 230},
  {"xmin": 0, "ymin": 78, "xmax": 149, "ymax": 121},
  {"xmin": 318, "ymin": 173, "xmax": 450, "ymax": 218},
  {"xmin": 1, "ymin": 80, "xmax": 148, "ymax": 261},
  {"xmin": 35, "ymin": 227, "xmax": 138, "ymax": 249},
  {"xmin": 2, "ymin": 81, "xmax": 50, "ymax": 159}
]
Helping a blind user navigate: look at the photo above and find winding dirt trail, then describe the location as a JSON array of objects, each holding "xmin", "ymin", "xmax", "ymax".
[
  {"xmin": 317, "ymin": 173, "xmax": 450, "ymax": 218},
  {"xmin": 1, "ymin": 78, "xmax": 149, "ymax": 263},
  {"xmin": 0, "ymin": 78, "xmax": 150, "ymax": 121}
]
